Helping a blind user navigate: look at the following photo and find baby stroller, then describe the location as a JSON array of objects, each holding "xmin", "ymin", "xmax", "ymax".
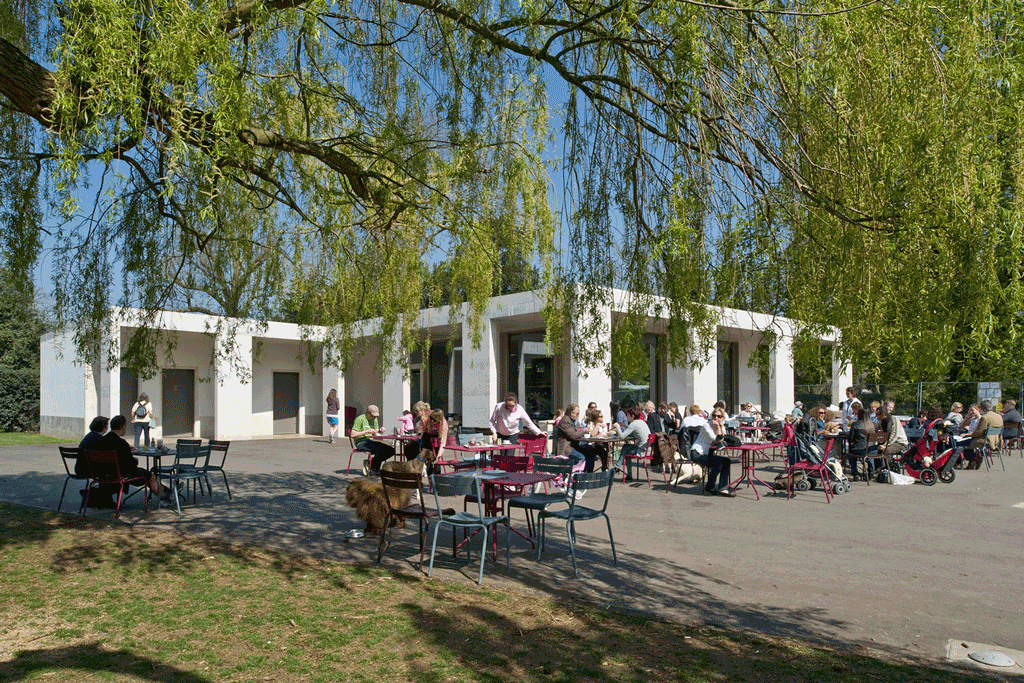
[
  {"xmin": 895, "ymin": 418, "xmax": 959, "ymax": 486},
  {"xmin": 787, "ymin": 431, "xmax": 852, "ymax": 497}
]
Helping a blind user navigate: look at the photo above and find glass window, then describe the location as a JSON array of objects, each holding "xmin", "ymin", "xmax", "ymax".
[
  {"xmin": 611, "ymin": 334, "xmax": 660, "ymax": 409},
  {"xmin": 507, "ymin": 332, "xmax": 553, "ymax": 421}
]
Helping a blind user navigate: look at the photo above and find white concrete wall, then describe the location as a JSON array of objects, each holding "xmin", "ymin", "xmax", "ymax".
[
  {"xmin": 251, "ymin": 338, "xmax": 318, "ymax": 437},
  {"xmin": 735, "ymin": 331, "xmax": 763, "ymax": 409},
  {"xmin": 322, "ymin": 349, "xmax": 344, "ymax": 437},
  {"xmin": 346, "ymin": 342, "xmax": 383, "ymax": 417},
  {"xmin": 462, "ymin": 319, "xmax": 497, "ymax": 429},
  {"xmin": 769, "ymin": 334, "xmax": 795, "ymax": 416},
  {"xmin": 214, "ymin": 330, "xmax": 254, "ymax": 441},
  {"xmin": 568, "ymin": 304, "xmax": 611, "ymax": 412},
  {"xmin": 39, "ymin": 330, "xmax": 90, "ymax": 438}
]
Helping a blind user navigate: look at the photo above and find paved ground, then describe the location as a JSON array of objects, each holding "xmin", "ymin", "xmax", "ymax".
[{"xmin": 3, "ymin": 437, "xmax": 1023, "ymax": 666}]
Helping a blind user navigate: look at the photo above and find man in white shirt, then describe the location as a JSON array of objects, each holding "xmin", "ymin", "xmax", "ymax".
[
  {"xmin": 490, "ymin": 393, "xmax": 544, "ymax": 443},
  {"xmin": 841, "ymin": 386, "xmax": 858, "ymax": 427}
]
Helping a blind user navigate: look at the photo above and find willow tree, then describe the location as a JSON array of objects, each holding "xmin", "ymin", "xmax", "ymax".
[{"xmin": 1, "ymin": 0, "xmax": 1022, "ymax": 378}]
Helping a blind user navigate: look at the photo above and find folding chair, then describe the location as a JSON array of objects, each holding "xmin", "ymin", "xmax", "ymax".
[
  {"xmin": 81, "ymin": 450, "xmax": 151, "ymax": 519},
  {"xmin": 378, "ymin": 469, "xmax": 445, "ymax": 569},
  {"xmin": 507, "ymin": 456, "xmax": 573, "ymax": 539},
  {"xmin": 536, "ymin": 470, "xmax": 617, "ymax": 576},
  {"xmin": 429, "ymin": 474, "xmax": 510, "ymax": 584},
  {"xmin": 205, "ymin": 440, "xmax": 233, "ymax": 500},
  {"xmin": 57, "ymin": 446, "xmax": 90, "ymax": 513},
  {"xmin": 623, "ymin": 433, "xmax": 657, "ymax": 487},
  {"xmin": 984, "ymin": 426, "xmax": 1005, "ymax": 471}
]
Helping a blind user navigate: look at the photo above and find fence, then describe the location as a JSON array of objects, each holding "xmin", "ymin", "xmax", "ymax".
[{"xmin": 794, "ymin": 382, "xmax": 1024, "ymax": 416}]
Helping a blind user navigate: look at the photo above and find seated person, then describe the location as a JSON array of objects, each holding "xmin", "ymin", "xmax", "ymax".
[
  {"xmin": 353, "ymin": 405, "xmax": 396, "ymax": 476},
  {"xmin": 945, "ymin": 402, "xmax": 964, "ymax": 427},
  {"xmin": 1001, "ymin": 399, "xmax": 1021, "ymax": 429},
  {"xmin": 555, "ymin": 403, "xmax": 604, "ymax": 473},
  {"xmin": 611, "ymin": 408, "xmax": 651, "ymax": 481},
  {"xmin": 962, "ymin": 400, "xmax": 1003, "ymax": 469},
  {"xmin": 585, "ymin": 408, "xmax": 611, "ymax": 470},
  {"xmin": 419, "ymin": 409, "xmax": 449, "ymax": 475},
  {"xmin": 77, "ymin": 415, "xmax": 109, "ymax": 476},
  {"xmin": 874, "ymin": 405, "xmax": 909, "ymax": 458},
  {"xmin": 490, "ymin": 392, "xmax": 545, "ymax": 443},
  {"xmin": 644, "ymin": 401, "xmax": 665, "ymax": 434},
  {"xmin": 89, "ymin": 415, "xmax": 167, "ymax": 506},
  {"xmin": 690, "ymin": 408, "xmax": 734, "ymax": 496},
  {"xmin": 906, "ymin": 410, "xmax": 929, "ymax": 430}
]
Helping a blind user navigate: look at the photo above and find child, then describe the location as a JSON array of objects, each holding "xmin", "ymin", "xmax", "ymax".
[{"xmin": 397, "ymin": 410, "xmax": 415, "ymax": 434}]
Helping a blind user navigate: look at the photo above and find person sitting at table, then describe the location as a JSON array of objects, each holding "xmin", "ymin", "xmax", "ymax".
[
  {"xmin": 555, "ymin": 403, "xmax": 605, "ymax": 473},
  {"xmin": 91, "ymin": 415, "xmax": 169, "ymax": 505},
  {"xmin": 420, "ymin": 408, "xmax": 449, "ymax": 474},
  {"xmin": 961, "ymin": 400, "xmax": 1003, "ymax": 469},
  {"xmin": 846, "ymin": 404, "xmax": 876, "ymax": 481},
  {"xmin": 691, "ymin": 408, "xmax": 734, "ymax": 496},
  {"xmin": 584, "ymin": 408, "xmax": 612, "ymax": 470},
  {"xmin": 76, "ymin": 417, "xmax": 111, "ymax": 504},
  {"xmin": 609, "ymin": 401, "xmax": 628, "ymax": 430},
  {"xmin": 906, "ymin": 410, "xmax": 929, "ymax": 430},
  {"xmin": 645, "ymin": 401, "xmax": 665, "ymax": 434},
  {"xmin": 354, "ymin": 405, "xmax": 396, "ymax": 477},
  {"xmin": 666, "ymin": 402, "xmax": 683, "ymax": 434},
  {"xmin": 1001, "ymin": 398, "xmax": 1021, "ymax": 427},
  {"xmin": 611, "ymin": 408, "xmax": 651, "ymax": 481},
  {"xmin": 659, "ymin": 403, "xmax": 678, "ymax": 434},
  {"xmin": 738, "ymin": 402, "xmax": 756, "ymax": 418},
  {"xmin": 945, "ymin": 402, "xmax": 964, "ymax": 427},
  {"xmin": 490, "ymin": 392, "xmax": 545, "ymax": 444},
  {"xmin": 874, "ymin": 404, "xmax": 909, "ymax": 460}
]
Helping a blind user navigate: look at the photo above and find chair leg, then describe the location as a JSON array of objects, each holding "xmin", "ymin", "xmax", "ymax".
[
  {"xmin": 58, "ymin": 478, "xmax": 70, "ymax": 513},
  {"xmin": 428, "ymin": 522, "xmax": 442, "ymax": 578},
  {"xmin": 377, "ymin": 516, "xmax": 391, "ymax": 563},
  {"xmin": 566, "ymin": 520, "xmax": 578, "ymax": 576},
  {"xmin": 536, "ymin": 516, "xmax": 545, "ymax": 561},
  {"xmin": 604, "ymin": 513, "xmax": 618, "ymax": 566},
  {"xmin": 221, "ymin": 471, "xmax": 232, "ymax": 500},
  {"xmin": 477, "ymin": 526, "xmax": 488, "ymax": 585}
]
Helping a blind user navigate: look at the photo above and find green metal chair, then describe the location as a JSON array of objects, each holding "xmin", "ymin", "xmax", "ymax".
[
  {"xmin": 536, "ymin": 469, "xmax": 617, "ymax": 576},
  {"xmin": 429, "ymin": 474, "xmax": 510, "ymax": 585}
]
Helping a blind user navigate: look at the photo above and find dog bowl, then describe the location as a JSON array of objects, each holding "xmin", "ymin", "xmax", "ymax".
[{"xmin": 343, "ymin": 529, "xmax": 365, "ymax": 539}]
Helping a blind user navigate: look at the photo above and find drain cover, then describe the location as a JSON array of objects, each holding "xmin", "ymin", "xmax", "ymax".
[{"xmin": 967, "ymin": 650, "xmax": 1017, "ymax": 667}]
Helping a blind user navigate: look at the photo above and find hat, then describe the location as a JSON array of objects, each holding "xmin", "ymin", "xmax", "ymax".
[
  {"xmin": 367, "ymin": 405, "xmax": 380, "ymax": 417},
  {"xmin": 795, "ymin": 401, "xmax": 803, "ymax": 407}
]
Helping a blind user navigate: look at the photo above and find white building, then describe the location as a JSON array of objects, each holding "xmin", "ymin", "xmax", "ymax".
[{"xmin": 39, "ymin": 290, "xmax": 851, "ymax": 440}]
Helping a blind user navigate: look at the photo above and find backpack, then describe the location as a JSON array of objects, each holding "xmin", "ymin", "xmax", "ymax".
[
  {"xmin": 652, "ymin": 433, "xmax": 678, "ymax": 467},
  {"xmin": 135, "ymin": 404, "xmax": 148, "ymax": 418}
]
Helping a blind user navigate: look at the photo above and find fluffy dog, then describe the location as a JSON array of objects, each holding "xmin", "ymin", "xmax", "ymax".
[
  {"xmin": 667, "ymin": 458, "xmax": 704, "ymax": 485},
  {"xmin": 345, "ymin": 453, "xmax": 434, "ymax": 534}
]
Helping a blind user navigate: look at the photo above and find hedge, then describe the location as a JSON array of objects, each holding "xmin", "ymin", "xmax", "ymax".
[{"xmin": 0, "ymin": 367, "xmax": 39, "ymax": 432}]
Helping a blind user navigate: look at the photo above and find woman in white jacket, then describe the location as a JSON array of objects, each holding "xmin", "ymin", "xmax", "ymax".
[{"xmin": 130, "ymin": 393, "xmax": 153, "ymax": 449}]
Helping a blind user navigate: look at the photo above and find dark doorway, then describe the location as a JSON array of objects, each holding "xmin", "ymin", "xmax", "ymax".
[
  {"xmin": 717, "ymin": 341, "xmax": 739, "ymax": 415},
  {"xmin": 161, "ymin": 369, "xmax": 195, "ymax": 439},
  {"xmin": 120, "ymin": 368, "xmax": 139, "ymax": 436},
  {"xmin": 273, "ymin": 372, "xmax": 300, "ymax": 434}
]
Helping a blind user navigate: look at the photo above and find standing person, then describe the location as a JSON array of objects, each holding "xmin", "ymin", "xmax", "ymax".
[
  {"xmin": 791, "ymin": 401, "xmax": 804, "ymax": 420},
  {"xmin": 489, "ymin": 392, "xmax": 544, "ymax": 443},
  {"xmin": 846, "ymin": 404, "xmax": 875, "ymax": 481},
  {"xmin": 325, "ymin": 389, "xmax": 340, "ymax": 444},
  {"xmin": 841, "ymin": 387, "xmax": 858, "ymax": 428},
  {"xmin": 353, "ymin": 405, "xmax": 396, "ymax": 477},
  {"xmin": 130, "ymin": 393, "xmax": 153, "ymax": 450}
]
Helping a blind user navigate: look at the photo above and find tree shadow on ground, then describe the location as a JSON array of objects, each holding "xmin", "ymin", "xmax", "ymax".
[
  {"xmin": 0, "ymin": 642, "xmax": 215, "ymax": 682},
  {"xmin": 395, "ymin": 590, "xmax": 1004, "ymax": 683}
]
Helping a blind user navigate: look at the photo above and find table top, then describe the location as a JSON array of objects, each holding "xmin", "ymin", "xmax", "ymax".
[
  {"xmin": 581, "ymin": 435, "xmax": 626, "ymax": 443},
  {"xmin": 377, "ymin": 433, "xmax": 420, "ymax": 442},
  {"xmin": 446, "ymin": 442, "xmax": 525, "ymax": 453},
  {"xmin": 481, "ymin": 471, "xmax": 556, "ymax": 487},
  {"xmin": 720, "ymin": 441, "xmax": 783, "ymax": 453}
]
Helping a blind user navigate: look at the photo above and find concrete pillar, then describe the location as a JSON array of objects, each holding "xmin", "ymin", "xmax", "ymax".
[
  {"xmin": 677, "ymin": 329, "xmax": 717, "ymax": 412},
  {"xmin": 568, "ymin": 304, "xmax": 612, "ymax": 410},
  {"xmin": 769, "ymin": 334, "xmax": 795, "ymax": 416},
  {"xmin": 666, "ymin": 363, "xmax": 689, "ymax": 406},
  {"xmin": 214, "ymin": 330, "xmax": 254, "ymax": 440},
  {"xmin": 98, "ymin": 323, "xmax": 120, "ymax": 419},
  {"xmin": 380, "ymin": 332, "xmax": 410, "ymax": 432},
  {"xmin": 831, "ymin": 346, "xmax": 853, "ymax": 407},
  {"xmin": 462, "ymin": 317, "xmax": 498, "ymax": 429}
]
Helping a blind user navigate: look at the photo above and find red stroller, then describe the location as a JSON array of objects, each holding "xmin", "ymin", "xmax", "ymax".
[{"xmin": 895, "ymin": 418, "xmax": 959, "ymax": 486}]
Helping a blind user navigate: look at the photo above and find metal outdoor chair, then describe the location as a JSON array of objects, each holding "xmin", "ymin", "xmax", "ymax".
[
  {"xmin": 378, "ymin": 469, "xmax": 446, "ymax": 569},
  {"xmin": 984, "ymin": 426, "xmax": 1005, "ymax": 472},
  {"xmin": 1001, "ymin": 424, "xmax": 1021, "ymax": 458},
  {"xmin": 518, "ymin": 432, "xmax": 549, "ymax": 459},
  {"xmin": 205, "ymin": 439, "xmax": 233, "ymax": 500},
  {"xmin": 428, "ymin": 474, "xmax": 510, "ymax": 585},
  {"xmin": 535, "ymin": 469, "xmax": 617, "ymax": 576},
  {"xmin": 81, "ymin": 450, "xmax": 151, "ymax": 519},
  {"xmin": 164, "ymin": 444, "xmax": 212, "ymax": 513},
  {"xmin": 506, "ymin": 456, "xmax": 573, "ymax": 540},
  {"xmin": 57, "ymin": 446, "xmax": 90, "ymax": 513},
  {"xmin": 622, "ymin": 433, "xmax": 658, "ymax": 487}
]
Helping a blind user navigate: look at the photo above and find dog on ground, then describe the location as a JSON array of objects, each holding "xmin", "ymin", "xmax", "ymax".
[
  {"xmin": 345, "ymin": 452, "xmax": 436, "ymax": 534},
  {"xmin": 667, "ymin": 457, "xmax": 704, "ymax": 486}
]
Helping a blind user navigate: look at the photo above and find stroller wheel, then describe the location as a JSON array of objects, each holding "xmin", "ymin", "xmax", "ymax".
[
  {"xmin": 795, "ymin": 479, "xmax": 810, "ymax": 492},
  {"xmin": 832, "ymin": 482, "xmax": 846, "ymax": 495},
  {"xmin": 919, "ymin": 467, "xmax": 937, "ymax": 486},
  {"xmin": 807, "ymin": 478, "xmax": 817, "ymax": 490},
  {"xmin": 938, "ymin": 468, "xmax": 955, "ymax": 484}
]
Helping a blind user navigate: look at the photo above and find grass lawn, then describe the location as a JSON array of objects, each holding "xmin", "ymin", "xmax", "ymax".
[
  {"xmin": 0, "ymin": 502, "xmax": 994, "ymax": 683},
  {"xmin": 0, "ymin": 432, "xmax": 71, "ymax": 446}
]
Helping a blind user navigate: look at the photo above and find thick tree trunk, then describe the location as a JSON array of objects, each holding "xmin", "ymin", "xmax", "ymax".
[{"xmin": 0, "ymin": 38, "xmax": 56, "ymax": 128}]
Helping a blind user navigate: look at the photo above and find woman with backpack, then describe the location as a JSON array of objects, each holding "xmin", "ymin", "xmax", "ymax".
[{"xmin": 130, "ymin": 393, "xmax": 153, "ymax": 449}]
